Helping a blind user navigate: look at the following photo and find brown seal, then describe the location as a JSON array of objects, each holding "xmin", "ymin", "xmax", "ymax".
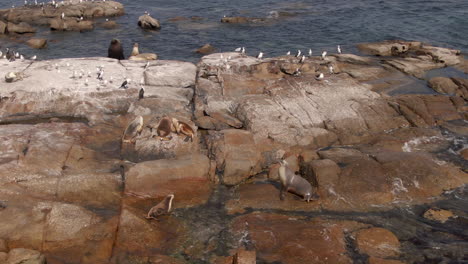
[
  {"xmin": 172, "ymin": 118, "xmax": 195, "ymax": 142},
  {"xmin": 108, "ymin": 38, "xmax": 125, "ymax": 60},
  {"xmin": 146, "ymin": 194, "xmax": 174, "ymax": 220},
  {"xmin": 131, "ymin": 43, "xmax": 140, "ymax": 56},
  {"xmin": 154, "ymin": 116, "xmax": 175, "ymax": 141},
  {"xmin": 278, "ymin": 160, "xmax": 317, "ymax": 202}
]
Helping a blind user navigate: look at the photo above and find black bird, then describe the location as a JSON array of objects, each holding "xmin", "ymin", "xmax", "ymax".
[
  {"xmin": 139, "ymin": 86, "xmax": 145, "ymax": 100},
  {"xmin": 108, "ymin": 39, "xmax": 125, "ymax": 60},
  {"xmin": 120, "ymin": 80, "xmax": 128, "ymax": 89}
]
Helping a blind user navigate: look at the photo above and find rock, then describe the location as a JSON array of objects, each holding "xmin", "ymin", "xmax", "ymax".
[
  {"xmin": 428, "ymin": 77, "xmax": 458, "ymax": 95},
  {"xmin": 101, "ymin": 20, "xmax": 118, "ymax": 29},
  {"xmin": 355, "ymin": 227, "xmax": 400, "ymax": 258},
  {"xmin": 450, "ymin": 77, "xmax": 468, "ymax": 99},
  {"xmin": 26, "ymin": 38, "xmax": 47, "ymax": 49},
  {"xmin": 168, "ymin": 16, "xmax": 189, "ymax": 22},
  {"xmin": 423, "ymin": 208, "xmax": 455, "ymax": 223},
  {"xmin": 6, "ymin": 248, "xmax": 45, "ymax": 264},
  {"xmin": 206, "ymin": 129, "xmax": 262, "ymax": 185},
  {"xmin": 0, "ymin": 21, "xmax": 6, "ymax": 34},
  {"xmin": 220, "ymin": 16, "xmax": 266, "ymax": 23},
  {"xmin": 138, "ymin": 14, "xmax": 161, "ymax": 30},
  {"xmin": 196, "ymin": 44, "xmax": 216, "ymax": 55},
  {"xmin": 368, "ymin": 257, "xmax": 406, "ymax": 264},
  {"xmin": 302, "ymin": 159, "xmax": 340, "ymax": 198},
  {"xmin": 357, "ymin": 41, "xmax": 421, "ymax": 56},
  {"xmin": 7, "ymin": 22, "xmax": 36, "ymax": 34},
  {"xmin": 231, "ymin": 213, "xmax": 367, "ymax": 264},
  {"xmin": 128, "ymin": 53, "xmax": 158, "ymax": 61},
  {"xmin": 0, "ymin": 252, "xmax": 7, "ymax": 262},
  {"xmin": 0, "ymin": 238, "xmax": 6, "ymax": 252},
  {"xmin": 49, "ymin": 18, "xmax": 94, "ymax": 32},
  {"xmin": 125, "ymin": 154, "xmax": 212, "ymax": 207},
  {"xmin": 461, "ymin": 148, "xmax": 468, "ymax": 160},
  {"xmin": 232, "ymin": 248, "xmax": 256, "ymax": 264}
]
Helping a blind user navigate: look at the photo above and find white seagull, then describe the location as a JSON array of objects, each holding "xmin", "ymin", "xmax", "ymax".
[
  {"xmin": 316, "ymin": 73, "xmax": 324, "ymax": 80},
  {"xmin": 329, "ymin": 65, "xmax": 334, "ymax": 74},
  {"xmin": 337, "ymin": 45, "xmax": 342, "ymax": 54},
  {"xmin": 295, "ymin": 50, "xmax": 301, "ymax": 57},
  {"xmin": 308, "ymin": 49, "xmax": 312, "ymax": 57},
  {"xmin": 321, "ymin": 51, "xmax": 327, "ymax": 60},
  {"xmin": 257, "ymin": 52, "xmax": 263, "ymax": 59}
]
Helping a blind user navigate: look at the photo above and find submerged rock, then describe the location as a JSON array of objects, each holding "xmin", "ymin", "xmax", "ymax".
[{"xmin": 26, "ymin": 38, "xmax": 47, "ymax": 49}]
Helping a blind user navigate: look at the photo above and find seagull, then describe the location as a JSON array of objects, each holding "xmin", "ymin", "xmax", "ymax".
[
  {"xmin": 315, "ymin": 73, "xmax": 324, "ymax": 80},
  {"xmin": 139, "ymin": 86, "xmax": 145, "ymax": 100},
  {"xmin": 308, "ymin": 49, "xmax": 312, "ymax": 57},
  {"xmin": 85, "ymin": 78, "xmax": 88, "ymax": 86},
  {"xmin": 20, "ymin": 55, "xmax": 24, "ymax": 60},
  {"xmin": 15, "ymin": 52, "xmax": 20, "ymax": 58},
  {"xmin": 286, "ymin": 51, "xmax": 291, "ymax": 55},
  {"xmin": 97, "ymin": 69, "xmax": 104, "ymax": 80},
  {"xmin": 295, "ymin": 50, "xmax": 301, "ymax": 57},
  {"xmin": 120, "ymin": 80, "xmax": 128, "ymax": 89},
  {"xmin": 337, "ymin": 45, "xmax": 342, "ymax": 54},
  {"xmin": 299, "ymin": 55, "xmax": 305, "ymax": 63},
  {"xmin": 61, "ymin": 12, "xmax": 65, "ymax": 19},
  {"xmin": 144, "ymin": 61, "xmax": 150, "ymax": 70},
  {"xmin": 257, "ymin": 52, "xmax": 263, "ymax": 59},
  {"xmin": 241, "ymin": 47, "xmax": 245, "ymax": 54},
  {"xmin": 0, "ymin": 51, "xmax": 3, "ymax": 58},
  {"xmin": 30, "ymin": 55, "xmax": 37, "ymax": 60},
  {"xmin": 329, "ymin": 65, "xmax": 334, "ymax": 74},
  {"xmin": 321, "ymin": 51, "xmax": 327, "ymax": 60},
  {"xmin": 234, "ymin": 47, "xmax": 242, "ymax": 52}
]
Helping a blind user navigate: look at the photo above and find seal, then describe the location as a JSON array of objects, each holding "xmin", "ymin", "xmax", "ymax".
[
  {"xmin": 278, "ymin": 160, "xmax": 317, "ymax": 202},
  {"xmin": 146, "ymin": 194, "xmax": 174, "ymax": 220},
  {"xmin": 155, "ymin": 116, "xmax": 175, "ymax": 141},
  {"xmin": 108, "ymin": 38, "xmax": 125, "ymax": 60},
  {"xmin": 172, "ymin": 118, "xmax": 195, "ymax": 142},
  {"xmin": 131, "ymin": 43, "xmax": 139, "ymax": 56},
  {"xmin": 122, "ymin": 115, "xmax": 144, "ymax": 144}
]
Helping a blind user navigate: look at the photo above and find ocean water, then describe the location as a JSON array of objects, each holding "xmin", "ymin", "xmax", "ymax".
[{"xmin": 0, "ymin": 0, "xmax": 467, "ymax": 62}]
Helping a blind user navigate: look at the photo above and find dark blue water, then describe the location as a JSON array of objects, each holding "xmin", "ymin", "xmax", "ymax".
[{"xmin": 0, "ymin": 0, "xmax": 467, "ymax": 62}]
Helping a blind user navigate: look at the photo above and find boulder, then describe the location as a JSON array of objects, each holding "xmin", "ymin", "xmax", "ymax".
[
  {"xmin": 355, "ymin": 227, "xmax": 400, "ymax": 258},
  {"xmin": 0, "ymin": 21, "xmax": 6, "ymax": 34},
  {"xmin": 207, "ymin": 129, "xmax": 262, "ymax": 185},
  {"xmin": 461, "ymin": 148, "xmax": 468, "ymax": 160},
  {"xmin": 49, "ymin": 18, "xmax": 94, "ymax": 31},
  {"xmin": 7, "ymin": 22, "xmax": 36, "ymax": 33},
  {"xmin": 196, "ymin": 44, "xmax": 216, "ymax": 54},
  {"xmin": 26, "ymin": 38, "xmax": 47, "ymax": 49},
  {"xmin": 6, "ymin": 248, "xmax": 46, "ymax": 264},
  {"xmin": 138, "ymin": 14, "xmax": 161, "ymax": 30},
  {"xmin": 423, "ymin": 208, "xmax": 455, "ymax": 223},
  {"xmin": 100, "ymin": 20, "xmax": 119, "ymax": 29}
]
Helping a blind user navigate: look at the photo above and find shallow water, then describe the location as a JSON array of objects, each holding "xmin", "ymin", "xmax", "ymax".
[{"xmin": 0, "ymin": 0, "xmax": 467, "ymax": 63}]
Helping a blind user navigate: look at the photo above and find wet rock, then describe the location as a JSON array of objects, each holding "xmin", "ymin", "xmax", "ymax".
[
  {"xmin": 7, "ymin": 22, "xmax": 36, "ymax": 34},
  {"xmin": 128, "ymin": 53, "xmax": 158, "ymax": 61},
  {"xmin": 357, "ymin": 41, "xmax": 421, "ymax": 56},
  {"xmin": 206, "ymin": 129, "xmax": 262, "ymax": 185},
  {"xmin": 101, "ymin": 20, "xmax": 118, "ymax": 29},
  {"xmin": 231, "ymin": 213, "xmax": 367, "ymax": 264},
  {"xmin": 196, "ymin": 43, "xmax": 216, "ymax": 54},
  {"xmin": 26, "ymin": 38, "xmax": 47, "ymax": 49},
  {"xmin": 355, "ymin": 227, "xmax": 400, "ymax": 258},
  {"xmin": 423, "ymin": 208, "xmax": 455, "ymax": 223},
  {"xmin": 138, "ymin": 14, "xmax": 161, "ymax": 30},
  {"xmin": 450, "ymin": 77, "xmax": 468, "ymax": 99},
  {"xmin": 232, "ymin": 248, "xmax": 256, "ymax": 264},
  {"xmin": 303, "ymin": 159, "xmax": 340, "ymax": 198},
  {"xmin": 220, "ymin": 16, "xmax": 266, "ymax": 23},
  {"xmin": 6, "ymin": 248, "xmax": 45, "ymax": 264},
  {"xmin": 0, "ymin": 21, "xmax": 6, "ymax": 34}
]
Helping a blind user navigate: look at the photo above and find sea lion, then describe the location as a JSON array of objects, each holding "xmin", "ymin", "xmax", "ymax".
[
  {"xmin": 131, "ymin": 43, "xmax": 139, "ymax": 56},
  {"xmin": 122, "ymin": 115, "xmax": 144, "ymax": 143},
  {"xmin": 278, "ymin": 160, "xmax": 317, "ymax": 202},
  {"xmin": 108, "ymin": 38, "xmax": 125, "ymax": 60},
  {"xmin": 172, "ymin": 118, "xmax": 195, "ymax": 142},
  {"xmin": 155, "ymin": 116, "xmax": 175, "ymax": 141},
  {"xmin": 146, "ymin": 194, "xmax": 174, "ymax": 220}
]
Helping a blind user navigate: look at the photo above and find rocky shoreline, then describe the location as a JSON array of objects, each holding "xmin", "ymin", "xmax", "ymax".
[{"xmin": 0, "ymin": 40, "xmax": 467, "ymax": 263}]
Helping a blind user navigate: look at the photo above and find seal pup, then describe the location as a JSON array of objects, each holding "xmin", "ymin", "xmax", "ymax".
[
  {"xmin": 172, "ymin": 118, "xmax": 195, "ymax": 142},
  {"xmin": 146, "ymin": 194, "xmax": 174, "ymax": 220},
  {"xmin": 154, "ymin": 116, "xmax": 175, "ymax": 141},
  {"xmin": 108, "ymin": 39, "xmax": 125, "ymax": 60},
  {"xmin": 122, "ymin": 115, "xmax": 144, "ymax": 144},
  {"xmin": 278, "ymin": 160, "xmax": 317, "ymax": 202},
  {"xmin": 131, "ymin": 43, "xmax": 139, "ymax": 56}
]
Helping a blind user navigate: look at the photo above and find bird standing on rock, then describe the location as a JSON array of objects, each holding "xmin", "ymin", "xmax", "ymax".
[
  {"xmin": 139, "ymin": 86, "xmax": 145, "ymax": 100},
  {"xmin": 321, "ymin": 51, "xmax": 327, "ymax": 60},
  {"xmin": 120, "ymin": 80, "xmax": 128, "ymax": 89},
  {"xmin": 337, "ymin": 45, "xmax": 342, "ymax": 54},
  {"xmin": 257, "ymin": 52, "xmax": 263, "ymax": 59}
]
